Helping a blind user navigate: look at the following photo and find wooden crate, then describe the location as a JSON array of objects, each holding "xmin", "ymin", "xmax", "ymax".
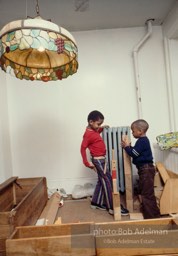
[
  {"xmin": 6, "ymin": 222, "xmax": 95, "ymax": 256},
  {"xmin": 95, "ymin": 217, "xmax": 178, "ymax": 256},
  {"xmin": 6, "ymin": 217, "xmax": 178, "ymax": 256},
  {"xmin": 0, "ymin": 176, "xmax": 48, "ymax": 256}
]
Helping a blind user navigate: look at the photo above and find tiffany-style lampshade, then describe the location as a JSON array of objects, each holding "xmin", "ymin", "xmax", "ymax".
[{"xmin": 0, "ymin": 6, "xmax": 78, "ymax": 82}]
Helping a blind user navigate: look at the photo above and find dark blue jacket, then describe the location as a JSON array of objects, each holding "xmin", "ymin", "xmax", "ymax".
[{"xmin": 124, "ymin": 136, "xmax": 153, "ymax": 167}]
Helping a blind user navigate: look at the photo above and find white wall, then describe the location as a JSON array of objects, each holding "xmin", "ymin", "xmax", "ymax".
[
  {"xmin": 169, "ymin": 38, "xmax": 178, "ymax": 130},
  {"xmin": 2, "ymin": 25, "xmax": 172, "ymax": 193},
  {"xmin": 0, "ymin": 71, "xmax": 12, "ymax": 182},
  {"xmin": 162, "ymin": 0, "xmax": 178, "ymax": 131}
]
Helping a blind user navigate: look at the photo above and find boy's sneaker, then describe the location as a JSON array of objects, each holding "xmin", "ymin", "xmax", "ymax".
[
  {"xmin": 108, "ymin": 204, "xmax": 129, "ymax": 216},
  {"xmin": 121, "ymin": 204, "xmax": 129, "ymax": 216},
  {"xmin": 91, "ymin": 202, "xmax": 106, "ymax": 211},
  {"xmin": 108, "ymin": 209, "xmax": 114, "ymax": 215}
]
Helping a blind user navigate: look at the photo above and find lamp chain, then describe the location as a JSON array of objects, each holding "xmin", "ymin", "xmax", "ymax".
[{"xmin": 36, "ymin": 0, "xmax": 40, "ymax": 16}]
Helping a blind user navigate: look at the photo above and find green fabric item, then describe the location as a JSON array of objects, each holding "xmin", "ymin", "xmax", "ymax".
[{"xmin": 156, "ymin": 132, "xmax": 178, "ymax": 150}]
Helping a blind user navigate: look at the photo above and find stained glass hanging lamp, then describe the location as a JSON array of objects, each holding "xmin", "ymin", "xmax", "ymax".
[{"xmin": 0, "ymin": 0, "xmax": 78, "ymax": 82}]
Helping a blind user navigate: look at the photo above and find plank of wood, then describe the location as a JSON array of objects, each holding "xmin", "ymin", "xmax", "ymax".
[
  {"xmin": 112, "ymin": 192, "xmax": 121, "ymax": 221},
  {"xmin": 14, "ymin": 222, "xmax": 94, "ymax": 239},
  {"xmin": 0, "ymin": 177, "xmax": 18, "ymax": 192},
  {"xmin": 0, "ymin": 212, "xmax": 11, "ymax": 225},
  {"xmin": 154, "ymin": 187, "xmax": 163, "ymax": 205},
  {"xmin": 167, "ymin": 169, "xmax": 178, "ymax": 178},
  {"xmin": 15, "ymin": 177, "xmax": 45, "ymax": 186},
  {"xmin": 54, "ymin": 217, "xmax": 62, "ymax": 225},
  {"xmin": 156, "ymin": 162, "xmax": 170, "ymax": 183},
  {"xmin": 96, "ymin": 247, "xmax": 178, "ymax": 256},
  {"xmin": 0, "ymin": 184, "xmax": 14, "ymax": 212},
  {"xmin": 124, "ymin": 174, "xmax": 133, "ymax": 200},
  {"xmin": 0, "ymin": 225, "xmax": 12, "ymax": 239},
  {"xmin": 154, "ymin": 171, "xmax": 163, "ymax": 187},
  {"xmin": 96, "ymin": 226, "xmax": 178, "ymax": 255},
  {"xmin": 6, "ymin": 234, "xmax": 95, "ymax": 256},
  {"xmin": 37, "ymin": 192, "xmax": 61, "ymax": 225},
  {"xmin": 95, "ymin": 217, "xmax": 178, "ymax": 255},
  {"xmin": 129, "ymin": 212, "xmax": 143, "ymax": 220},
  {"xmin": 6, "ymin": 222, "xmax": 95, "ymax": 256},
  {"xmin": 160, "ymin": 178, "xmax": 178, "ymax": 214},
  {"xmin": 111, "ymin": 150, "xmax": 121, "ymax": 221},
  {"xmin": 0, "ymin": 225, "xmax": 12, "ymax": 256},
  {"xmin": 122, "ymin": 134, "xmax": 134, "ymax": 212},
  {"xmin": 0, "ymin": 250, "xmax": 6, "ymax": 256},
  {"xmin": 12, "ymin": 177, "xmax": 48, "ymax": 227},
  {"xmin": 155, "ymin": 162, "xmax": 178, "ymax": 215},
  {"xmin": 122, "ymin": 150, "xmax": 132, "ymax": 175},
  {"xmin": 112, "ymin": 159, "xmax": 117, "ymax": 193},
  {"xmin": 13, "ymin": 183, "xmax": 17, "ymax": 206},
  {"xmin": 145, "ymin": 255, "xmax": 178, "ymax": 256},
  {"xmin": 15, "ymin": 178, "xmax": 47, "ymax": 204},
  {"xmin": 95, "ymin": 217, "xmax": 173, "ymax": 227},
  {"xmin": 0, "ymin": 238, "xmax": 6, "ymax": 251}
]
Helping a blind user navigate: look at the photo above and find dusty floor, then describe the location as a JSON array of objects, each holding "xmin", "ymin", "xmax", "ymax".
[{"xmin": 57, "ymin": 196, "xmax": 140, "ymax": 223}]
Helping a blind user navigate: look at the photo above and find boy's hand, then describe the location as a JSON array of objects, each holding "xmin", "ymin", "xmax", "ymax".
[
  {"xmin": 121, "ymin": 135, "xmax": 131, "ymax": 148},
  {"xmin": 101, "ymin": 125, "xmax": 109, "ymax": 129},
  {"xmin": 88, "ymin": 162, "xmax": 97, "ymax": 172},
  {"xmin": 121, "ymin": 140, "xmax": 127, "ymax": 148},
  {"xmin": 88, "ymin": 162, "xmax": 95, "ymax": 169}
]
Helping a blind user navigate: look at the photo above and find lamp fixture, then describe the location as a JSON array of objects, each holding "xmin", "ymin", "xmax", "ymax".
[{"xmin": 0, "ymin": 0, "xmax": 78, "ymax": 82}]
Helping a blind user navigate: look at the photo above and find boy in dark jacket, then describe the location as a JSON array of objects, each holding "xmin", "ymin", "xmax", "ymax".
[{"xmin": 121, "ymin": 119, "xmax": 160, "ymax": 219}]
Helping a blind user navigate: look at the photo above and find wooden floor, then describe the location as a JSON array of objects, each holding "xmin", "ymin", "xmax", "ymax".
[{"xmin": 57, "ymin": 197, "xmax": 131, "ymax": 223}]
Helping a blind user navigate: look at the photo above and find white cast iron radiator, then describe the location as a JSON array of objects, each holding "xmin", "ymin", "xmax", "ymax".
[
  {"xmin": 102, "ymin": 126, "xmax": 131, "ymax": 192},
  {"xmin": 153, "ymin": 143, "xmax": 178, "ymax": 174}
]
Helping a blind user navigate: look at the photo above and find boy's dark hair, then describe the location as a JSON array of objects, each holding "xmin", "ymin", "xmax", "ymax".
[
  {"xmin": 131, "ymin": 119, "xmax": 149, "ymax": 132},
  {"xmin": 87, "ymin": 110, "xmax": 104, "ymax": 122}
]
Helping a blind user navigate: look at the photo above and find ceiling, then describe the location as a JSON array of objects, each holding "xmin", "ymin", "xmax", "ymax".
[{"xmin": 0, "ymin": 0, "xmax": 177, "ymax": 32}]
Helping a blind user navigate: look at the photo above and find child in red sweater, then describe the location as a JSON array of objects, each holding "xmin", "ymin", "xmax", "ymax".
[{"xmin": 80, "ymin": 110, "xmax": 129, "ymax": 216}]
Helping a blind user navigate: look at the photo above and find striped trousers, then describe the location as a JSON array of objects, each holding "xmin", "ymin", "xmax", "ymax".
[{"xmin": 91, "ymin": 158, "xmax": 113, "ymax": 210}]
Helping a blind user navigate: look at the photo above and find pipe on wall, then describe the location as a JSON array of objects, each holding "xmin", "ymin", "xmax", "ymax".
[{"xmin": 133, "ymin": 19, "xmax": 154, "ymax": 119}]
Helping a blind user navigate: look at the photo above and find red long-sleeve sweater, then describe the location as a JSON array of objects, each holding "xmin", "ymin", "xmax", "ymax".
[{"xmin": 80, "ymin": 127, "xmax": 106, "ymax": 167}]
